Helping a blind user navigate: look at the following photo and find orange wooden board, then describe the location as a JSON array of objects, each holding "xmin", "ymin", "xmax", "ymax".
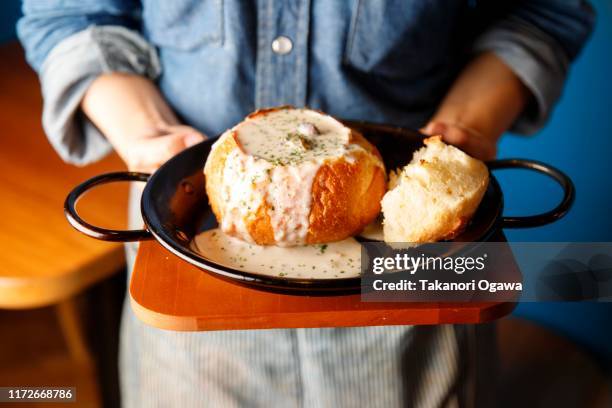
[{"xmin": 130, "ymin": 231, "xmax": 518, "ymax": 331}]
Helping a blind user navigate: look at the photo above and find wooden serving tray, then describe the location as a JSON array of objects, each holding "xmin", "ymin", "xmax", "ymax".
[{"xmin": 129, "ymin": 230, "xmax": 518, "ymax": 331}]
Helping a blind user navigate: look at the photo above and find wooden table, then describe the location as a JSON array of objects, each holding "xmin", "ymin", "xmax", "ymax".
[
  {"xmin": 130, "ymin": 230, "xmax": 518, "ymax": 331},
  {"xmin": 0, "ymin": 43, "xmax": 130, "ymax": 407},
  {"xmin": 0, "ymin": 43, "xmax": 129, "ymax": 309}
]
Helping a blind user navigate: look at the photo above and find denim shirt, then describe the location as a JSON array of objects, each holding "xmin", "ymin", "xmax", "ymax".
[
  {"xmin": 18, "ymin": 0, "xmax": 594, "ymax": 165},
  {"xmin": 17, "ymin": 2, "xmax": 595, "ymax": 407}
]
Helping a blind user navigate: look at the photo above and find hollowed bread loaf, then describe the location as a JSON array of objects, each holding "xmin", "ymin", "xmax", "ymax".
[{"xmin": 204, "ymin": 107, "xmax": 386, "ymax": 246}]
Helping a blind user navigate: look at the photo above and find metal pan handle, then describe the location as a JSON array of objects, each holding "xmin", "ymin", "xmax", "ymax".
[
  {"xmin": 64, "ymin": 171, "xmax": 153, "ymax": 242},
  {"xmin": 488, "ymin": 159, "xmax": 575, "ymax": 228}
]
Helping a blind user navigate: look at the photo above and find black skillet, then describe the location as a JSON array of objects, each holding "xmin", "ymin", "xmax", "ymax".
[{"xmin": 64, "ymin": 121, "xmax": 574, "ymax": 294}]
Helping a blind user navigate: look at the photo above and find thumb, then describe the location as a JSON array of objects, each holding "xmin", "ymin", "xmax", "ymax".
[
  {"xmin": 141, "ymin": 133, "xmax": 190, "ymax": 158},
  {"xmin": 183, "ymin": 132, "xmax": 206, "ymax": 147},
  {"xmin": 420, "ymin": 121, "xmax": 447, "ymax": 136},
  {"xmin": 126, "ymin": 133, "xmax": 191, "ymax": 172}
]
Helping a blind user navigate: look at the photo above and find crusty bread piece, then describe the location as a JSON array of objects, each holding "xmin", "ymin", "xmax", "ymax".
[
  {"xmin": 381, "ymin": 136, "xmax": 489, "ymax": 243},
  {"xmin": 204, "ymin": 107, "xmax": 386, "ymax": 246}
]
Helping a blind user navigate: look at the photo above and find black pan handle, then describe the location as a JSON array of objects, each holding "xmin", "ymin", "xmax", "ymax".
[
  {"xmin": 488, "ymin": 159, "xmax": 575, "ymax": 228},
  {"xmin": 64, "ymin": 171, "xmax": 153, "ymax": 242}
]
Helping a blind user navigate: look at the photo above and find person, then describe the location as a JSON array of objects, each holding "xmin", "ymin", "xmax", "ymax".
[{"xmin": 18, "ymin": 1, "xmax": 594, "ymax": 406}]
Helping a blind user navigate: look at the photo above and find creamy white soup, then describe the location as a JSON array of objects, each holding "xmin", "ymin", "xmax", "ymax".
[{"xmin": 191, "ymin": 229, "xmax": 362, "ymax": 279}]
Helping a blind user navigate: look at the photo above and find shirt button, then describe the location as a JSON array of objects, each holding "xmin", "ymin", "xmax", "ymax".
[{"xmin": 272, "ymin": 36, "xmax": 293, "ymax": 55}]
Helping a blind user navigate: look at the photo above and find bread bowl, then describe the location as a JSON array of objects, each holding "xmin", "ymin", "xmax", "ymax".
[
  {"xmin": 381, "ymin": 136, "xmax": 489, "ymax": 243},
  {"xmin": 204, "ymin": 107, "xmax": 386, "ymax": 246}
]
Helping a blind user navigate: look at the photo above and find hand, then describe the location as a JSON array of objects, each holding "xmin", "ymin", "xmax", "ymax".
[
  {"xmin": 81, "ymin": 73, "xmax": 207, "ymax": 172},
  {"xmin": 422, "ymin": 52, "xmax": 531, "ymax": 162},
  {"xmin": 421, "ymin": 121, "xmax": 496, "ymax": 161},
  {"xmin": 115, "ymin": 124, "xmax": 207, "ymax": 173}
]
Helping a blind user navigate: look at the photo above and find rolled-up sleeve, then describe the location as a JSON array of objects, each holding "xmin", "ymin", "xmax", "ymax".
[
  {"xmin": 17, "ymin": 1, "xmax": 161, "ymax": 165},
  {"xmin": 473, "ymin": 1, "xmax": 595, "ymax": 134}
]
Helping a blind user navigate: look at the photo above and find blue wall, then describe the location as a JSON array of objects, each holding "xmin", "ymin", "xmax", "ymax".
[
  {"xmin": 2, "ymin": 0, "xmax": 611, "ymax": 361},
  {"xmin": 0, "ymin": 0, "xmax": 20, "ymax": 43},
  {"xmin": 497, "ymin": 0, "xmax": 612, "ymax": 365},
  {"xmin": 498, "ymin": 1, "xmax": 612, "ymax": 243}
]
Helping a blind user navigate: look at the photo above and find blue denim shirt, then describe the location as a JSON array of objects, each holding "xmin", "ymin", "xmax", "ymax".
[{"xmin": 18, "ymin": 0, "xmax": 594, "ymax": 165}]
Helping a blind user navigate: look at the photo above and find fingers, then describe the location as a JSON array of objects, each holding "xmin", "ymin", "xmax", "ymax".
[
  {"xmin": 125, "ymin": 134, "xmax": 184, "ymax": 172},
  {"xmin": 122, "ymin": 128, "xmax": 207, "ymax": 172},
  {"xmin": 158, "ymin": 124, "xmax": 208, "ymax": 140},
  {"xmin": 421, "ymin": 121, "xmax": 496, "ymax": 161},
  {"xmin": 184, "ymin": 132, "xmax": 205, "ymax": 147}
]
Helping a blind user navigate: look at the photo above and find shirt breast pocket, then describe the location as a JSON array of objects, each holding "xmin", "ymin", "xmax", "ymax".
[
  {"xmin": 344, "ymin": 0, "xmax": 457, "ymax": 79},
  {"xmin": 142, "ymin": 0, "xmax": 224, "ymax": 50}
]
